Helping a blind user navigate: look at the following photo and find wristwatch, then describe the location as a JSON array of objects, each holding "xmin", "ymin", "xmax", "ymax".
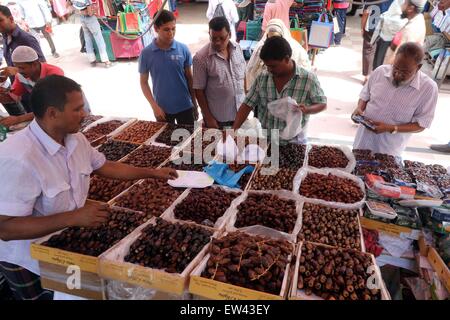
[{"xmin": 391, "ymin": 125, "xmax": 398, "ymax": 134}]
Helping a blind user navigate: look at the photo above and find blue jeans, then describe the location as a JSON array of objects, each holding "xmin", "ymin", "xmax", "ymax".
[
  {"xmin": 334, "ymin": 9, "xmax": 347, "ymax": 45},
  {"xmin": 80, "ymin": 16, "xmax": 109, "ymax": 63}
]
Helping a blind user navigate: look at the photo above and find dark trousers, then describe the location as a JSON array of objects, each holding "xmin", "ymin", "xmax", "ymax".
[
  {"xmin": 373, "ymin": 38, "xmax": 391, "ymax": 70},
  {"xmin": 363, "ymin": 31, "xmax": 376, "ymax": 76},
  {"xmin": 0, "ymin": 261, "xmax": 53, "ymax": 300},
  {"xmin": 32, "ymin": 26, "xmax": 57, "ymax": 55},
  {"xmin": 165, "ymin": 108, "xmax": 195, "ymax": 125},
  {"xmin": 334, "ymin": 9, "xmax": 347, "ymax": 45}
]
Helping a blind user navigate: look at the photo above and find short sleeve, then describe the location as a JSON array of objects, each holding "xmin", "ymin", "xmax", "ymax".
[
  {"xmin": 411, "ymin": 82, "xmax": 438, "ymax": 129},
  {"xmin": 138, "ymin": 49, "xmax": 150, "ymax": 74},
  {"xmin": 192, "ymin": 53, "xmax": 207, "ymax": 90},
  {"xmin": 0, "ymin": 158, "xmax": 40, "ymax": 216},
  {"xmin": 359, "ymin": 68, "xmax": 379, "ymax": 101},
  {"xmin": 243, "ymin": 76, "xmax": 261, "ymax": 109},
  {"xmin": 307, "ymin": 73, "xmax": 327, "ymax": 105}
]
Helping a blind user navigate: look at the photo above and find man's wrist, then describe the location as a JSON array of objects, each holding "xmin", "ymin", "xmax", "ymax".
[{"xmin": 390, "ymin": 125, "xmax": 398, "ymax": 134}]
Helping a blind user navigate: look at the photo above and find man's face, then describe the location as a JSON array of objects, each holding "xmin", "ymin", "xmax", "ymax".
[
  {"xmin": 0, "ymin": 12, "xmax": 14, "ymax": 34},
  {"xmin": 155, "ymin": 20, "xmax": 176, "ymax": 43},
  {"xmin": 263, "ymin": 57, "xmax": 290, "ymax": 77},
  {"xmin": 210, "ymin": 28, "xmax": 230, "ymax": 52},
  {"xmin": 392, "ymin": 55, "xmax": 420, "ymax": 87},
  {"xmin": 50, "ymin": 91, "xmax": 86, "ymax": 134},
  {"xmin": 14, "ymin": 61, "xmax": 39, "ymax": 79},
  {"xmin": 438, "ymin": 0, "xmax": 450, "ymax": 11}
]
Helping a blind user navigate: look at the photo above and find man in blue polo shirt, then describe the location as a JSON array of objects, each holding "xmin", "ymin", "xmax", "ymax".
[{"xmin": 139, "ymin": 10, "xmax": 198, "ymax": 124}]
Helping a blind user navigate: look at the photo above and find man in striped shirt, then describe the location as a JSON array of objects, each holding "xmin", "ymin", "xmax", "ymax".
[
  {"xmin": 230, "ymin": 36, "xmax": 327, "ymax": 144},
  {"xmin": 352, "ymin": 42, "xmax": 438, "ymax": 157}
]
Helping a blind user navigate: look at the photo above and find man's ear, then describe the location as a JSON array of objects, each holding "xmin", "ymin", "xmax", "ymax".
[
  {"xmin": 46, "ymin": 106, "xmax": 59, "ymax": 120},
  {"xmin": 417, "ymin": 63, "xmax": 423, "ymax": 70}
]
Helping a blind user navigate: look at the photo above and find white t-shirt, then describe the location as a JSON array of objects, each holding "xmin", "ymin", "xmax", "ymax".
[{"xmin": 0, "ymin": 119, "xmax": 106, "ymax": 275}]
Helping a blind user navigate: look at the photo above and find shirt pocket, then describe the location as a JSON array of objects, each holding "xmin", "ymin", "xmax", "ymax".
[
  {"xmin": 78, "ymin": 165, "xmax": 93, "ymax": 203},
  {"xmin": 41, "ymin": 181, "xmax": 72, "ymax": 214}
]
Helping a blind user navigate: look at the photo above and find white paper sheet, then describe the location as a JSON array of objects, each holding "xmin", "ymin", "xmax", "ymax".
[{"xmin": 167, "ymin": 170, "xmax": 214, "ymax": 188}]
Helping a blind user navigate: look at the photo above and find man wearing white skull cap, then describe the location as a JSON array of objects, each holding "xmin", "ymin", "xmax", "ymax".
[
  {"xmin": 384, "ymin": 0, "xmax": 427, "ymax": 64},
  {"xmin": 0, "ymin": 46, "xmax": 65, "ymax": 127}
]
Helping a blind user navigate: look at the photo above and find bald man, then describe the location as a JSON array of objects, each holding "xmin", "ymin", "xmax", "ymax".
[{"xmin": 352, "ymin": 42, "xmax": 438, "ymax": 157}]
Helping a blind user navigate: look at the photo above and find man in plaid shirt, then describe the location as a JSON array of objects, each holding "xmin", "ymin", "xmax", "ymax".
[{"xmin": 230, "ymin": 36, "xmax": 327, "ymax": 144}]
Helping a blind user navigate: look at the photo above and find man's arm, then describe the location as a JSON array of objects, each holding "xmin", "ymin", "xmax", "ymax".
[
  {"xmin": 352, "ymin": 99, "xmax": 369, "ymax": 118},
  {"xmin": 0, "ymin": 112, "xmax": 34, "ymax": 128},
  {"xmin": 231, "ymin": 103, "xmax": 253, "ymax": 131},
  {"xmin": 299, "ymin": 103, "xmax": 327, "ymax": 115},
  {"xmin": 184, "ymin": 66, "xmax": 199, "ymax": 118},
  {"xmin": 94, "ymin": 160, "xmax": 178, "ymax": 181},
  {"xmin": 369, "ymin": 121, "xmax": 424, "ymax": 134},
  {"xmin": 0, "ymin": 201, "xmax": 109, "ymax": 241},
  {"xmin": 139, "ymin": 73, "xmax": 166, "ymax": 121}
]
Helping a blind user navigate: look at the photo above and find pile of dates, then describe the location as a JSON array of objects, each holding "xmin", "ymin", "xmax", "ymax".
[
  {"xmin": 250, "ymin": 166, "xmax": 296, "ymax": 191},
  {"xmin": 202, "ymin": 232, "xmax": 293, "ymax": 295},
  {"xmin": 113, "ymin": 178, "xmax": 184, "ymax": 219},
  {"xmin": 98, "ymin": 140, "xmax": 139, "ymax": 161},
  {"xmin": 124, "ymin": 218, "xmax": 212, "ymax": 273},
  {"xmin": 83, "ymin": 120, "xmax": 123, "ymax": 142},
  {"xmin": 114, "ymin": 121, "xmax": 165, "ymax": 144},
  {"xmin": 44, "ymin": 207, "xmax": 146, "ymax": 256},
  {"xmin": 123, "ymin": 145, "xmax": 172, "ymax": 168},
  {"xmin": 174, "ymin": 188, "xmax": 240, "ymax": 227},
  {"xmin": 298, "ymin": 203, "xmax": 361, "ymax": 250},
  {"xmin": 299, "ymin": 173, "xmax": 364, "ymax": 203},
  {"xmin": 155, "ymin": 123, "xmax": 195, "ymax": 146},
  {"xmin": 308, "ymin": 145, "xmax": 349, "ymax": 169},
  {"xmin": 88, "ymin": 175, "xmax": 136, "ymax": 202},
  {"xmin": 235, "ymin": 193, "xmax": 298, "ymax": 234},
  {"xmin": 297, "ymin": 242, "xmax": 381, "ymax": 300}
]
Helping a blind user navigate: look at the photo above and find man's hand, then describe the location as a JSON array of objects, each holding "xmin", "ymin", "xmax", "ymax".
[
  {"xmin": 204, "ymin": 116, "xmax": 219, "ymax": 129},
  {"xmin": 0, "ymin": 67, "xmax": 19, "ymax": 78},
  {"xmin": 351, "ymin": 108, "xmax": 364, "ymax": 123},
  {"xmin": 0, "ymin": 116, "xmax": 20, "ymax": 128},
  {"xmin": 152, "ymin": 168, "xmax": 178, "ymax": 180},
  {"xmin": 70, "ymin": 201, "xmax": 109, "ymax": 228},
  {"xmin": 297, "ymin": 104, "xmax": 308, "ymax": 114},
  {"xmin": 368, "ymin": 121, "xmax": 394, "ymax": 134},
  {"xmin": 193, "ymin": 105, "xmax": 200, "ymax": 121},
  {"xmin": 153, "ymin": 105, "xmax": 166, "ymax": 122}
]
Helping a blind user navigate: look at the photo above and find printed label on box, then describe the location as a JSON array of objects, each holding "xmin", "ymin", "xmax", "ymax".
[{"xmin": 30, "ymin": 244, "xmax": 98, "ymax": 273}]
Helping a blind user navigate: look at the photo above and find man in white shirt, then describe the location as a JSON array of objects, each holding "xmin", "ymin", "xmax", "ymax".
[
  {"xmin": 0, "ymin": 75, "xmax": 177, "ymax": 300},
  {"xmin": 383, "ymin": 0, "xmax": 427, "ymax": 64},
  {"xmin": 352, "ymin": 42, "xmax": 438, "ymax": 157},
  {"xmin": 18, "ymin": 0, "xmax": 59, "ymax": 58},
  {"xmin": 207, "ymin": 0, "xmax": 239, "ymax": 41},
  {"xmin": 372, "ymin": 0, "xmax": 407, "ymax": 69}
]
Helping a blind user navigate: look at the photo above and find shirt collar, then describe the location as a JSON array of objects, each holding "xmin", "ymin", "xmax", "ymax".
[
  {"xmin": 150, "ymin": 39, "xmax": 177, "ymax": 51},
  {"xmin": 383, "ymin": 65, "xmax": 421, "ymax": 90},
  {"xmin": 29, "ymin": 120, "xmax": 78, "ymax": 156},
  {"xmin": 208, "ymin": 41, "xmax": 237, "ymax": 56}
]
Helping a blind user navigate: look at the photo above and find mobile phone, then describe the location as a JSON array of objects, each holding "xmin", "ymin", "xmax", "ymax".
[{"xmin": 352, "ymin": 114, "xmax": 376, "ymax": 130}]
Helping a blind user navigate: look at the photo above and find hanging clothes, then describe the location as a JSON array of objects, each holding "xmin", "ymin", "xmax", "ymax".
[{"xmin": 52, "ymin": 0, "xmax": 70, "ymax": 18}]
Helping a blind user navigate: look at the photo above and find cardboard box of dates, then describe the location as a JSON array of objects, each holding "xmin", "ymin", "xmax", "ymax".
[
  {"xmin": 161, "ymin": 186, "xmax": 242, "ymax": 230},
  {"xmin": 147, "ymin": 123, "xmax": 198, "ymax": 149},
  {"xmin": 294, "ymin": 168, "xmax": 366, "ymax": 210},
  {"xmin": 306, "ymin": 144, "xmax": 356, "ymax": 173},
  {"xmin": 226, "ymin": 190, "xmax": 303, "ymax": 243},
  {"xmin": 30, "ymin": 205, "xmax": 148, "ymax": 299},
  {"xmin": 113, "ymin": 120, "xmax": 166, "ymax": 145},
  {"xmin": 98, "ymin": 217, "xmax": 219, "ymax": 296},
  {"xmin": 82, "ymin": 117, "xmax": 137, "ymax": 147},
  {"xmin": 298, "ymin": 201, "xmax": 366, "ymax": 252},
  {"xmin": 289, "ymin": 242, "xmax": 390, "ymax": 300},
  {"xmin": 189, "ymin": 231, "xmax": 295, "ymax": 300}
]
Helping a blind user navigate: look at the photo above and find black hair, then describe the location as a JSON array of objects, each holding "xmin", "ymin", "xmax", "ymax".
[
  {"xmin": 0, "ymin": 5, "xmax": 12, "ymax": 18},
  {"xmin": 209, "ymin": 17, "xmax": 231, "ymax": 33},
  {"xmin": 260, "ymin": 36, "xmax": 292, "ymax": 61},
  {"xmin": 397, "ymin": 42, "xmax": 424, "ymax": 65},
  {"xmin": 154, "ymin": 10, "xmax": 176, "ymax": 28},
  {"xmin": 31, "ymin": 75, "xmax": 82, "ymax": 118}
]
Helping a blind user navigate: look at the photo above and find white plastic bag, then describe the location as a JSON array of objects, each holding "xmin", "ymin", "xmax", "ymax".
[
  {"xmin": 240, "ymin": 144, "xmax": 266, "ymax": 162},
  {"xmin": 215, "ymin": 135, "xmax": 239, "ymax": 161},
  {"xmin": 267, "ymin": 97, "xmax": 303, "ymax": 140}
]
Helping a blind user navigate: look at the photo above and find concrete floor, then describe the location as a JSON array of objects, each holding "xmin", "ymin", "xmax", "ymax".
[{"xmin": 3, "ymin": 3, "xmax": 449, "ymax": 166}]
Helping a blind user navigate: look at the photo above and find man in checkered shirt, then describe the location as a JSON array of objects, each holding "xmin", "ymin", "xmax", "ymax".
[{"xmin": 229, "ymin": 36, "xmax": 327, "ymax": 144}]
